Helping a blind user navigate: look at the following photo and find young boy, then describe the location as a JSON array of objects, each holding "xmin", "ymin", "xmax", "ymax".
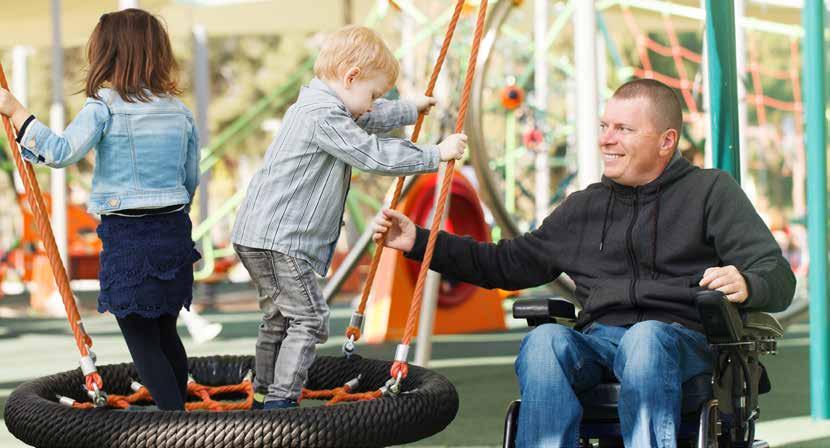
[{"xmin": 231, "ymin": 25, "xmax": 467, "ymax": 410}]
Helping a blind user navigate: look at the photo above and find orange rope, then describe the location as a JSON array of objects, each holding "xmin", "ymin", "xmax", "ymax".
[
  {"xmin": 618, "ymin": 6, "xmax": 802, "ymax": 131},
  {"xmin": 622, "ymin": 6, "xmax": 653, "ymax": 74},
  {"xmin": 71, "ymin": 379, "xmax": 254, "ymax": 411},
  {"xmin": 327, "ymin": 389, "xmax": 383, "ymax": 404},
  {"xmin": 68, "ymin": 377, "xmax": 388, "ymax": 409},
  {"xmin": 788, "ymin": 38, "xmax": 804, "ymax": 130},
  {"xmin": 390, "ymin": 0, "xmax": 488, "ymax": 381},
  {"xmin": 662, "ymin": 16, "xmax": 698, "ymax": 114},
  {"xmin": 301, "ymin": 383, "xmax": 382, "ymax": 405},
  {"xmin": 0, "ymin": 64, "xmax": 103, "ymax": 395},
  {"xmin": 345, "ymin": 0, "xmax": 467, "ymax": 344},
  {"xmin": 749, "ymin": 38, "xmax": 766, "ymax": 124}
]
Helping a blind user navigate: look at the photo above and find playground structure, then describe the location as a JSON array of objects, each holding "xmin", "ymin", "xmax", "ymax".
[
  {"xmin": 0, "ymin": 0, "xmax": 818, "ymax": 354},
  {"xmin": 3, "ymin": 2, "xmax": 485, "ymax": 446},
  {"xmin": 467, "ymin": 0, "xmax": 813, "ymax": 243},
  {"xmin": 0, "ymin": 0, "xmax": 828, "ymax": 445},
  {"xmin": 0, "ymin": 0, "xmax": 518, "ymax": 331},
  {"xmin": 0, "ymin": 0, "xmax": 818, "ymax": 367}
]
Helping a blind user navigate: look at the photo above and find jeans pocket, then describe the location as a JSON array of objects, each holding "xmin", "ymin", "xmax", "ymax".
[{"xmin": 295, "ymin": 259, "xmax": 328, "ymax": 311}]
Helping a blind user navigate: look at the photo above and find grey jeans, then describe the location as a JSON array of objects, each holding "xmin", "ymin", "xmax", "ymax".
[{"xmin": 233, "ymin": 244, "xmax": 330, "ymax": 402}]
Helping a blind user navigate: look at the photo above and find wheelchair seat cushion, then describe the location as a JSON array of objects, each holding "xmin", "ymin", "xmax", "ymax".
[{"xmin": 578, "ymin": 373, "xmax": 713, "ymax": 421}]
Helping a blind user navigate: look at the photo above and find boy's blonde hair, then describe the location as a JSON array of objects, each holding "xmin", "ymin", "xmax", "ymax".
[{"xmin": 313, "ymin": 25, "xmax": 400, "ymax": 90}]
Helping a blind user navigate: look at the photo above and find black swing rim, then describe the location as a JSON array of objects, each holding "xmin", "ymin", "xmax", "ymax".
[{"xmin": 4, "ymin": 355, "xmax": 459, "ymax": 448}]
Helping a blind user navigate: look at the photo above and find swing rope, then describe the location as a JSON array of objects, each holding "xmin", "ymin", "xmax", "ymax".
[
  {"xmin": 0, "ymin": 64, "xmax": 105, "ymax": 405},
  {"xmin": 343, "ymin": 0, "xmax": 467, "ymax": 351},
  {"xmin": 389, "ymin": 0, "xmax": 488, "ymax": 384}
]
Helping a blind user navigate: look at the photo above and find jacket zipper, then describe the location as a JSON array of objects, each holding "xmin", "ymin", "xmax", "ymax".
[{"xmin": 625, "ymin": 189, "xmax": 642, "ymax": 322}]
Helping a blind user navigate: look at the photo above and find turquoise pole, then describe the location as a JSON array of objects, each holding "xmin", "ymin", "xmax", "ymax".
[
  {"xmin": 804, "ymin": 0, "xmax": 830, "ymax": 419},
  {"xmin": 705, "ymin": 0, "xmax": 741, "ymax": 180}
]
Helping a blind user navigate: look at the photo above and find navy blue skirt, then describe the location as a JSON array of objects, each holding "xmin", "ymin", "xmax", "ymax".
[{"xmin": 96, "ymin": 210, "xmax": 202, "ymax": 319}]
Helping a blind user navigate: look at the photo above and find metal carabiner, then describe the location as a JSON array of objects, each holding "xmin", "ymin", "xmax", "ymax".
[
  {"xmin": 343, "ymin": 374, "xmax": 362, "ymax": 392},
  {"xmin": 56, "ymin": 394, "xmax": 76, "ymax": 407},
  {"xmin": 87, "ymin": 382, "xmax": 107, "ymax": 407},
  {"xmin": 389, "ymin": 371, "xmax": 403, "ymax": 396},
  {"xmin": 342, "ymin": 335, "xmax": 356, "ymax": 357}
]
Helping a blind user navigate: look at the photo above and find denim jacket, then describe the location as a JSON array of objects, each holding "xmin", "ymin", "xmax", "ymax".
[
  {"xmin": 17, "ymin": 88, "xmax": 199, "ymax": 214},
  {"xmin": 231, "ymin": 78, "xmax": 440, "ymax": 275}
]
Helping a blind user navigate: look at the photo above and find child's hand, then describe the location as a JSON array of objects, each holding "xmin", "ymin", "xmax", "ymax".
[
  {"xmin": 0, "ymin": 88, "xmax": 29, "ymax": 131},
  {"xmin": 0, "ymin": 88, "xmax": 23, "ymax": 118},
  {"xmin": 413, "ymin": 95, "xmax": 437, "ymax": 114},
  {"xmin": 438, "ymin": 133, "xmax": 467, "ymax": 161}
]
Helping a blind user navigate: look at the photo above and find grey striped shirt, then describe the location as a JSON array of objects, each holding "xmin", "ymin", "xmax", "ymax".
[{"xmin": 231, "ymin": 78, "xmax": 440, "ymax": 275}]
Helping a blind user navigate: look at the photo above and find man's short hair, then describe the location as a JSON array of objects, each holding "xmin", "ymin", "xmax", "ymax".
[
  {"xmin": 612, "ymin": 78, "xmax": 683, "ymax": 139},
  {"xmin": 313, "ymin": 25, "xmax": 400, "ymax": 91}
]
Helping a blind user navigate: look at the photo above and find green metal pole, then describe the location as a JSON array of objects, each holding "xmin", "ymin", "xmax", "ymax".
[
  {"xmin": 191, "ymin": 189, "xmax": 246, "ymax": 241},
  {"xmin": 198, "ymin": 57, "xmax": 314, "ymax": 174},
  {"xmin": 349, "ymin": 186, "xmax": 382, "ymax": 211},
  {"xmin": 804, "ymin": 0, "xmax": 830, "ymax": 420},
  {"xmin": 705, "ymin": 0, "xmax": 741, "ymax": 180}
]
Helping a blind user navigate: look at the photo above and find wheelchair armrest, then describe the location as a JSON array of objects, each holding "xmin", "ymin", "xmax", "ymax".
[
  {"xmin": 696, "ymin": 290, "xmax": 744, "ymax": 344},
  {"xmin": 695, "ymin": 290, "xmax": 784, "ymax": 345},
  {"xmin": 512, "ymin": 298, "xmax": 576, "ymax": 327},
  {"xmin": 743, "ymin": 312, "xmax": 784, "ymax": 339}
]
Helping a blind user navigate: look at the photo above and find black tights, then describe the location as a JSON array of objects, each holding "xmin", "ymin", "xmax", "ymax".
[{"xmin": 116, "ymin": 313, "xmax": 189, "ymax": 410}]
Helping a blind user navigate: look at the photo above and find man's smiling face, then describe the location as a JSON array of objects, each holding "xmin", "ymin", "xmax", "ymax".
[{"xmin": 599, "ymin": 96, "xmax": 675, "ymax": 186}]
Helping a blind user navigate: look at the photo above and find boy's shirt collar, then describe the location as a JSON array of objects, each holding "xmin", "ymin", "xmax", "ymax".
[{"xmin": 308, "ymin": 78, "xmax": 344, "ymax": 105}]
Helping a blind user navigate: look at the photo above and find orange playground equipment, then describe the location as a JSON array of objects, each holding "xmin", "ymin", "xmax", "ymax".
[
  {"xmin": 4, "ymin": 193, "xmax": 101, "ymax": 311},
  {"xmin": 364, "ymin": 171, "xmax": 507, "ymax": 343}
]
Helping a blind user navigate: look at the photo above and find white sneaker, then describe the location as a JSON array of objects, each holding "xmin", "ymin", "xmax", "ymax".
[{"xmin": 188, "ymin": 322, "xmax": 223, "ymax": 344}]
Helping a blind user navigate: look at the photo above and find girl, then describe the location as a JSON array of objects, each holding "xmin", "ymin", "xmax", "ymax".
[{"xmin": 0, "ymin": 9, "xmax": 200, "ymax": 411}]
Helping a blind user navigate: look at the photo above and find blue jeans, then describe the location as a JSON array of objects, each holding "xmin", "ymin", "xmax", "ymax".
[
  {"xmin": 514, "ymin": 321, "xmax": 713, "ymax": 448},
  {"xmin": 234, "ymin": 245, "xmax": 330, "ymax": 402}
]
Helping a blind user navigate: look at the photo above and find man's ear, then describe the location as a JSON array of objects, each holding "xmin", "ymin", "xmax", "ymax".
[
  {"xmin": 659, "ymin": 128, "xmax": 679, "ymax": 157},
  {"xmin": 343, "ymin": 67, "xmax": 361, "ymax": 89}
]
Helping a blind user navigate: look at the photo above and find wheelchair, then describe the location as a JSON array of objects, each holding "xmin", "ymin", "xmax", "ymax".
[{"xmin": 503, "ymin": 290, "xmax": 783, "ymax": 448}]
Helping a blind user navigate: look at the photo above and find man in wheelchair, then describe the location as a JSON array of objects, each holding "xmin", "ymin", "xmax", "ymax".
[{"xmin": 372, "ymin": 78, "xmax": 796, "ymax": 447}]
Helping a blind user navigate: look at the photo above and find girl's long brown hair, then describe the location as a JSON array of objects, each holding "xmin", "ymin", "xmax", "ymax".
[{"xmin": 85, "ymin": 9, "xmax": 182, "ymax": 102}]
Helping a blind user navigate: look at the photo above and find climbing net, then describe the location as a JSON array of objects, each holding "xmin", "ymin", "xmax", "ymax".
[
  {"xmin": 470, "ymin": 0, "xmax": 808, "ymax": 239},
  {"xmin": 616, "ymin": 4, "xmax": 804, "ymax": 157}
]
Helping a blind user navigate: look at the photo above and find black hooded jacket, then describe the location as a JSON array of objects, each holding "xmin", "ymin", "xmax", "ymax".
[{"xmin": 405, "ymin": 156, "xmax": 796, "ymax": 332}]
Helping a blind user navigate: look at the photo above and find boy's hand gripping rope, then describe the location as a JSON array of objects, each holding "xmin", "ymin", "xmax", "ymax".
[{"xmin": 0, "ymin": 64, "xmax": 105, "ymax": 406}]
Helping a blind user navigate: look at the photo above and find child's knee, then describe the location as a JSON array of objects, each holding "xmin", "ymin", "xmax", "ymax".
[
  {"xmin": 311, "ymin": 315, "xmax": 329, "ymax": 343},
  {"xmin": 317, "ymin": 323, "xmax": 329, "ymax": 344}
]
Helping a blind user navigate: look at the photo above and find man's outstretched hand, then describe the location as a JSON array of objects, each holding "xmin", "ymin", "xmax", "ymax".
[
  {"xmin": 699, "ymin": 265, "xmax": 749, "ymax": 304},
  {"xmin": 372, "ymin": 208, "xmax": 417, "ymax": 253}
]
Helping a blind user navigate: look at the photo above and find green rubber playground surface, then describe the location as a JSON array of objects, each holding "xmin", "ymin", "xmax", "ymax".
[{"xmin": 0, "ymin": 288, "xmax": 822, "ymax": 447}]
